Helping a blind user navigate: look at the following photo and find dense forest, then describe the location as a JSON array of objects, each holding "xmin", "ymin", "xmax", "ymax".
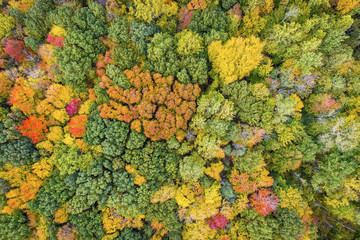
[{"xmin": 0, "ymin": 0, "xmax": 359, "ymax": 239}]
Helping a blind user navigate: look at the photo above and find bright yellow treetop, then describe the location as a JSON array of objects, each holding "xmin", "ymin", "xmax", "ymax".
[{"xmin": 208, "ymin": 36, "xmax": 265, "ymax": 85}]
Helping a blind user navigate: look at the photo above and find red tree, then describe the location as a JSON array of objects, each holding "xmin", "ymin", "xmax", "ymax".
[
  {"xmin": 66, "ymin": 98, "xmax": 82, "ymax": 116},
  {"xmin": 4, "ymin": 39, "xmax": 27, "ymax": 62},
  {"xmin": 46, "ymin": 34, "xmax": 64, "ymax": 47},
  {"xmin": 207, "ymin": 213, "xmax": 228, "ymax": 230}
]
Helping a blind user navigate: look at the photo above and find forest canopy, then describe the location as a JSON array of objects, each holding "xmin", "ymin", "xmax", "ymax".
[{"xmin": 0, "ymin": 0, "xmax": 360, "ymax": 239}]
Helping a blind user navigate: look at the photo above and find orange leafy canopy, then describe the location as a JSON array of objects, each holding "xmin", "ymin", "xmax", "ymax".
[
  {"xmin": 68, "ymin": 115, "xmax": 88, "ymax": 138},
  {"xmin": 8, "ymin": 84, "xmax": 36, "ymax": 115},
  {"xmin": 99, "ymin": 65, "xmax": 201, "ymax": 141},
  {"xmin": 250, "ymin": 189, "xmax": 279, "ymax": 216},
  {"xmin": 17, "ymin": 115, "xmax": 48, "ymax": 143}
]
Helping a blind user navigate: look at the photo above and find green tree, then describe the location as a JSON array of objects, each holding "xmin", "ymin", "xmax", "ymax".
[
  {"xmin": 70, "ymin": 209, "xmax": 105, "ymax": 239},
  {"xmin": 0, "ymin": 211, "xmax": 31, "ymax": 240},
  {"xmin": 109, "ymin": 17, "xmax": 130, "ymax": 44},
  {"xmin": 179, "ymin": 152, "xmax": 205, "ymax": 182},
  {"xmin": 55, "ymin": 5, "xmax": 107, "ymax": 89},
  {"xmin": 146, "ymin": 32, "xmax": 180, "ymax": 76}
]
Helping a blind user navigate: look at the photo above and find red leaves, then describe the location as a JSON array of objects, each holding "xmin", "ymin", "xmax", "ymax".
[
  {"xmin": 250, "ymin": 189, "xmax": 279, "ymax": 216},
  {"xmin": 46, "ymin": 34, "xmax": 64, "ymax": 47},
  {"xmin": 208, "ymin": 213, "xmax": 228, "ymax": 230},
  {"xmin": 178, "ymin": 7, "xmax": 193, "ymax": 31},
  {"xmin": 4, "ymin": 39, "xmax": 27, "ymax": 62},
  {"xmin": 17, "ymin": 115, "xmax": 48, "ymax": 143},
  {"xmin": 66, "ymin": 98, "xmax": 82, "ymax": 116}
]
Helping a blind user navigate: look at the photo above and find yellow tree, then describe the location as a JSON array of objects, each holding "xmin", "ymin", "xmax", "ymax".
[
  {"xmin": 134, "ymin": 0, "xmax": 178, "ymax": 23},
  {"xmin": 208, "ymin": 36, "xmax": 264, "ymax": 85},
  {"xmin": 336, "ymin": 0, "xmax": 360, "ymax": 14}
]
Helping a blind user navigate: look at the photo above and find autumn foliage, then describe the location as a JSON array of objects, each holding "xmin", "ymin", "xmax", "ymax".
[
  {"xmin": 17, "ymin": 115, "xmax": 48, "ymax": 144},
  {"xmin": 99, "ymin": 65, "xmax": 201, "ymax": 141},
  {"xmin": 0, "ymin": 1, "xmax": 359, "ymax": 240},
  {"xmin": 68, "ymin": 115, "xmax": 87, "ymax": 138},
  {"xmin": 4, "ymin": 39, "xmax": 27, "ymax": 62},
  {"xmin": 250, "ymin": 189, "xmax": 279, "ymax": 216}
]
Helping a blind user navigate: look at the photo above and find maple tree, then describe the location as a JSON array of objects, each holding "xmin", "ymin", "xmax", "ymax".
[
  {"xmin": 99, "ymin": 65, "xmax": 200, "ymax": 141},
  {"xmin": 4, "ymin": 39, "xmax": 27, "ymax": 63},
  {"xmin": 65, "ymin": 98, "xmax": 82, "ymax": 117},
  {"xmin": 68, "ymin": 115, "xmax": 87, "ymax": 138},
  {"xmin": 16, "ymin": 115, "xmax": 48, "ymax": 144},
  {"xmin": 250, "ymin": 189, "xmax": 279, "ymax": 216},
  {"xmin": 8, "ymin": 84, "xmax": 36, "ymax": 116},
  {"xmin": 207, "ymin": 213, "xmax": 228, "ymax": 230}
]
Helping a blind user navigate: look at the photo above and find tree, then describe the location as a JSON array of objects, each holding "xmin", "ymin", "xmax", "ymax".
[
  {"xmin": 311, "ymin": 152, "xmax": 357, "ymax": 193},
  {"xmin": 16, "ymin": 115, "xmax": 48, "ymax": 144},
  {"xmin": 180, "ymin": 152, "xmax": 205, "ymax": 182},
  {"xmin": 250, "ymin": 189, "xmax": 279, "ymax": 216},
  {"xmin": 70, "ymin": 209, "xmax": 105, "ymax": 239},
  {"xmin": 45, "ymin": 84, "xmax": 75, "ymax": 109},
  {"xmin": 177, "ymin": 56, "xmax": 208, "ymax": 85},
  {"xmin": 134, "ymin": 0, "xmax": 178, "ymax": 23},
  {"xmin": 28, "ymin": 170, "xmax": 74, "ymax": 219},
  {"xmin": 189, "ymin": 6, "xmax": 229, "ymax": 35},
  {"xmin": 65, "ymin": 98, "xmax": 81, "ymax": 117},
  {"xmin": 190, "ymin": 91, "xmax": 234, "ymax": 159},
  {"xmin": 175, "ymin": 30, "xmax": 204, "ymax": 56},
  {"xmin": 123, "ymin": 142, "xmax": 179, "ymax": 183},
  {"xmin": 208, "ymin": 36, "xmax": 264, "ymax": 84},
  {"xmin": 207, "ymin": 213, "xmax": 228, "ymax": 230},
  {"xmin": 56, "ymin": 223, "xmax": 76, "ymax": 240},
  {"xmin": 22, "ymin": 0, "xmax": 54, "ymax": 40},
  {"xmin": 112, "ymin": 44, "xmax": 139, "ymax": 71},
  {"xmin": 54, "ymin": 144, "xmax": 92, "ymax": 176},
  {"xmin": 8, "ymin": 84, "xmax": 36, "ymax": 116},
  {"xmin": 0, "ymin": 13, "xmax": 15, "ymax": 40},
  {"xmin": 222, "ymin": 81, "xmax": 275, "ymax": 132},
  {"xmin": 66, "ymin": 159, "xmax": 113, "ymax": 214},
  {"xmin": 0, "ymin": 211, "xmax": 31, "ymax": 240},
  {"xmin": 275, "ymin": 208, "xmax": 305, "ymax": 240},
  {"xmin": 336, "ymin": 0, "xmax": 360, "ymax": 14},
  {"xmin": 4, "ymin": 40, "xmax": 27, "ymax": 63},
  {"xmin": 0, "ymin": 137, "xmax": 40, "ymax": 166},
  {"xmin": 108, "ymin": 17, "xmax": 130, "ymax": 44},
  {"xmin": 55, "ymin": 6, "xmax": 107, "ymax": 89},
  {"xmin": 247, "ymin": 214, "xmax": 279, "ymax": 240},
  {"xmin": 230, "ymin": 169, "xmax": 258, "ymax": 195},
  {"xmin": 0, "ymin": 73, "xmax": 13, "ymax": 101},
  {"xmin": 146, "ymin": 33, "xmax": 181, "ymax": 77},
  {"xmin": 68, "ymin": 115, "xmax": 87, "ymax": 138},
  {"xmin": 98, "ymin": 66, "xmax": 200, "ymax": 141},
  {"xmin": 129, "ymin": 21, "xmax": 160, "ymax": 55}
]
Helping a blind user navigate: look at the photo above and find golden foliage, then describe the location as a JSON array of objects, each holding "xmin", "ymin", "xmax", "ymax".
[
  {"xmin": 336, "ymin": 0, "xmax": 360, "ymax": 14},
  {"xmin": 102, "ymin": 208, "xmax": 144, "ymax": 234},
  {"xmin": 204, "ymin": 162, "xmax": 223, "ymax": 180},
  {"xmin": 151, "ymin": 185, "xmax": 177, "ymax": 203},
  {"xmin": 208, "ymin": 36, "xmax": 264, "ymax": 85},
  {"xmin": 54, "ymin": 205, "xmax": 69, "ymax": 224}
]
